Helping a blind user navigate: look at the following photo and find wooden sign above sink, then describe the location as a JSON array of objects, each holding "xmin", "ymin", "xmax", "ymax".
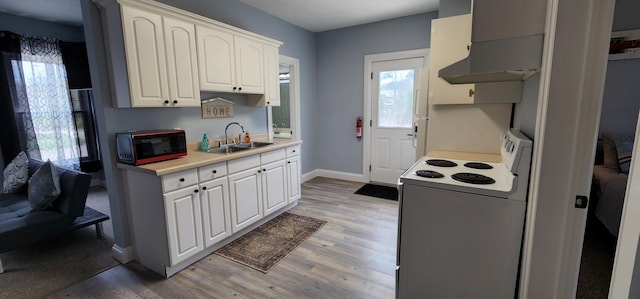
[{"xmin": 202, "ymin": 97, "xmax": 233, "ymax": 118}]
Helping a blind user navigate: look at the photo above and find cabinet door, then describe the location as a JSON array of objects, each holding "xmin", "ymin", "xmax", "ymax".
[
  {"xmin": 262, "ymin": 160, "xmax": 287, "ymax": 216},
  {"xmin": 200, "ymin": 177, "xmax": 231, "ymax": 247},
  {"xmin": 196, "ymin": 25, "xmax": 236, "ymax": 92},
  {"xmin": 286, "ymin": 155, "xmax": 301, "ymax": 202},
  {"xmin": 428, "ymin": 14, "xmax": 475, "ymax": 105},
  {"xmin": 262, "ymin": 45, "xmax": 280, "ymax": 106},
  {"xmin": 163, "ymin": 16, "xmax": 200, "ymax": 107},
  {"xmin": 228, "ymin": 167, "xmax": 263, "ymax": 232},
  {"xmin": 121, "ymin": 5, "xmax": 169, "ymax": 107},
  {"xmin": 164, "ymin": 186, "xmax": 203, "ymax": 266},
  {"xmin": 234, "ymin": 36, "xmax": 264, "ymax": 94}
]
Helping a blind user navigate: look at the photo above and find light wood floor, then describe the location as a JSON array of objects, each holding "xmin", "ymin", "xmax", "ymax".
[{"xmin": 48, "ymin": 177, "xmax": 399, "ymax": 299}]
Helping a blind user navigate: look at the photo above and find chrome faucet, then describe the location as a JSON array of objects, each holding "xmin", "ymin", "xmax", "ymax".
[{"xmin": 224, "ymin": 122, "xmax": 245, "ymax": 146}]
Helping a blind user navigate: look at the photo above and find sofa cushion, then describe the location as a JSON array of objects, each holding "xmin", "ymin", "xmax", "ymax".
[
  {"xmin": 28, "ymin": 160, "xmax": 61, "ymax": 211},
  {"xmin": 2, "ymin": 151, "xmax": 28, "ymax": 194}
]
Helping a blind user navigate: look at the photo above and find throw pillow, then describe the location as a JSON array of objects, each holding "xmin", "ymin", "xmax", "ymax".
[
  {"xmin": 615, "ymin": 139, "xmax": 634, "ymax": 174},
  {"xmin": 28, "ymin": 160, "xmax": 61, "ymax": 211},
  {"xmin": 2, "ymin": 151, "xmax": 29, "ymax": 193}
]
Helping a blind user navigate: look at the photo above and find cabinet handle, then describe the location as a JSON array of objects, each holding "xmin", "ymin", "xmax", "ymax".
[
  {"xmin": 179, "ymin": 178, "xmax": 185, "ymax": 182},
  {"xmin": 258, "ymin": 170, "xmax": 262, "ymax": 173},
  {"xmin": 263, "ymin": 169, "xmax": 266, "ymax": 172},
  {"xmin": 288, "ymin": 161, "xmax": 291, "ymax": 164},
  {"xmin": 292, "ymin": 150, "xmax": 296, "ymax": 153},
  {"xmin": 233, "ymin": 87, "xmax": 237, "ymax": 91},
  {"xmin": 173, "ymin": 100, "xmax": 178, "ymax": 104},
  {"xmin": 164, "ymin": 100, "xmax": 169, "ymax": 104},
  {"xmin": 468, "ymin": 89, "xmax": 474, "ymax": 97},
  {"xmin": 194, "ymin": 189, "xmax": 199, "ymax": 193},
  {"xmin": 238, "ymin": 87, "xmax": 242, "ymax": 91},
  {"xmin": 202, "ymin": 186, "xmax": 207, "ymax": 190},
  {"xmin": 212, "ymin": 170, "xmax": 217, "ymax": 174},
  {"xmin": 267, "ymin": 101, "xmax": 270, "ymax": 105}
]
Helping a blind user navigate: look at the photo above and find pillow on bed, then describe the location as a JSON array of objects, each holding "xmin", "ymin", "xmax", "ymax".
[
  {"xmin": 615, "ymin": 139, "xmax": 634, "ymax": 174},
  {"xmin": 602, "ymin": 134, "xmax": 620, "ymax": 171}
]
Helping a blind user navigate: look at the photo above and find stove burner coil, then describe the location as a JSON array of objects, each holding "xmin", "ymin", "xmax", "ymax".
[
  {"xmin": 451, "ymin": 172, "xmax": 496, "ymax": 185},
  {"xmin": 464, "ymin": 162, "xmax": 494, "ymax": 170},
  {"xmin": 425, "ymin": 159, "xmax": 458, "ymax": 167},
  {"xmin": 415, "ymin": 170, "xmax": 445, "ymax": 178}
]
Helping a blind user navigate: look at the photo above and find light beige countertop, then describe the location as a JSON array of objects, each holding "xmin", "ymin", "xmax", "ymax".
[{"xmin": 117, "ymin": 134, "xmax": 302, "ymax": 176}]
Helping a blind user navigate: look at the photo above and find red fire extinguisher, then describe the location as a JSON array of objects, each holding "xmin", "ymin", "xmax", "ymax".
[{"xmin": 356, "ymin": 117, "xmax": 362, "ymax": 140}]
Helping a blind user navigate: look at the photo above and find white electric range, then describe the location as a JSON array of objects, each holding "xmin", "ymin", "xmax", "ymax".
[{"xmin": 396, "ymin": 128, "xmax": 533, "ymax": 299}]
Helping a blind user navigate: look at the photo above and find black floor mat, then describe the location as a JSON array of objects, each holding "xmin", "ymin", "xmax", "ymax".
[{"xmin": 354, "ymin": 184, "xmax": 398, "ymax": 201}]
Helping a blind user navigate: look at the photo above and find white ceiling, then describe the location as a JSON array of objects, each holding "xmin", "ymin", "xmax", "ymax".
[
  {"xmin": 0, "ymin": 0, "xmax": 438, "ymax": 32},
  {"xmin": 239, "ymin": 0, "xmax": 439, "ymax": 32}
]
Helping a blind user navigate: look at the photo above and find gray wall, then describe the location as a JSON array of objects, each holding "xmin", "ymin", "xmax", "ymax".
[
  {"xmin": 599, "ymin": 0, "xmax": 640, "ymax": 137},
  {"xmin": 0, "ymin": 11, "xmax": 84, "ymax": 42},
  {"xmin": 315, "ymin": 12, "xmax": 436, "ymax": 174}
]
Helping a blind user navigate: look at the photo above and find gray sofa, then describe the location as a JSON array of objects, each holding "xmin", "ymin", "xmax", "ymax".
[{"xmin": 0, "ymin": 159, "xmax": 92, "ymax": 273}]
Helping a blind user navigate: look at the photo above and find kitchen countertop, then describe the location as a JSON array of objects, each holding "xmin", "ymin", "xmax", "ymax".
[{"xmin": 117, "ymin": 136, "xmax": 302, "ymax": 176}]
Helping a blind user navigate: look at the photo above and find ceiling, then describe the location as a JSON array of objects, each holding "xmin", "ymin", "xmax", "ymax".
[{"xmin": 0, "ymin": 0, "xmax": 438, "ymax": 32}]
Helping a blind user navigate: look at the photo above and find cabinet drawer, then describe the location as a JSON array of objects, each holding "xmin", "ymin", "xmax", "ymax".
[
  {"xmin": 261, "ymin": 148, "xmax": 286, "ymax": 164},
  {"xmin": 198, "ymin": 162, "xmax": 228, "ymax": 181},
  {"xmin": 286, "ymin": 145, "xmax": 301, "ymax": 157},
  {"xmin": 228, "ymin": 154, "xmax": 261, "ymax": 173},
  {"xmin": 162, "ymin": 169, "xmax": 198, "ymax": 193}
]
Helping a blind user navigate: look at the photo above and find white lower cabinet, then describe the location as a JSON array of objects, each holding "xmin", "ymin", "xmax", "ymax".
[
  {"xmin": 164, "ymin": 185, "xmax": 203, "ymax": 266},
  {"xmin": 228, "ymin": 166, "xmax": 263, "ymax": 232},
  {"xmin": 262, "ymin": 159, "xmax": 288, "ymax": 216},
  {"xmin": 200, "ymin": 176, "xmax": 231, "ymax": 247},
  {"xmin": 122, "ymin": 143, "xmax": 301, "ymax": 277},
  {"xmin": 286, "ymin": 155, "xmax": 301, "ymax": 202}
]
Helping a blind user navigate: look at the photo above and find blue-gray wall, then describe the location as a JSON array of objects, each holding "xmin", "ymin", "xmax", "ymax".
[
  {"xmin": 315, "ymin": 12, "xmax": 436, "ymax": 174},
  {"xmin": 599, "ymin": 0, "xmax": 640, "ymax": 137},
  {"xmin": 0, "ymin": 11, "xmax": 84, "ymax": 41}
]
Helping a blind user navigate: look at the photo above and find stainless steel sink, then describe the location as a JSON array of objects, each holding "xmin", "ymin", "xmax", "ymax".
[
  {"xmin": 204, "ymin": 142, "xmax": 273, "ymax": 154},
  {"xmin": 205, "ymin": 146, "xmax": 251, "ymax": 154},
  {"xmin": 236, "ymin": 141, "xmax": 274, "ymax": 149}
]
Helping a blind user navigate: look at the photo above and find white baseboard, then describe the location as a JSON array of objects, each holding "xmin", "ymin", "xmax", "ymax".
[
  {"xmin": 112, "ymin": 244, "xmax": 135, "ymax": 263},
  {"xmin": 302, "ymin": 169, "xmax": 368, "ymax": 183}
]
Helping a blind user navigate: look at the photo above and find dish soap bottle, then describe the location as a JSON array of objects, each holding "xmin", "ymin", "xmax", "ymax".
[
  {"xmin": 243, "ymin": 132, "xmax": 251, "ymax": 144},
  {"xmin": 201, "ymin": 133, "xmax": 210, "ymax": 151}
]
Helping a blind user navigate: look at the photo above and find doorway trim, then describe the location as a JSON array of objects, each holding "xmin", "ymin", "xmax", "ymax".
[
  {"xmin": 268, "ymin": 55, "xmax": 300, "ymax": 140},
  {"xmin": 363, "ymin": 49, "xmax": 428, "ymax": 182}
]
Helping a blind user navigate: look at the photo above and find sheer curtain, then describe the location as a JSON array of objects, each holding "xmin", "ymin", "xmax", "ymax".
[{"xmin": 11, "ymin": 35, "xmax": 80, "ymax": 170}]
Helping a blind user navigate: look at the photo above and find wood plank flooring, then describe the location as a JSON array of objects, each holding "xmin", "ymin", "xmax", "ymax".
[{"xmin": 48, "ymin": 177, "xmax": 399, "ymax": 299}]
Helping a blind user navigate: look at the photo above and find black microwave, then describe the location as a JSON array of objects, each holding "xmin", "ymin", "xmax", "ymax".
[{"xmin": 116, "ymin": 129, "xmax": 187, "ymax": 165}]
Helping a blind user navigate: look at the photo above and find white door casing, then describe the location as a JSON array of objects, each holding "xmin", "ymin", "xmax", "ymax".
[
  {"xmin": 268, "ymin": 55, "xmax": 301, "ymax": 140},
  {"xmin": 370, "ymin": 57, "xmax": 424, "ymax": 184}
]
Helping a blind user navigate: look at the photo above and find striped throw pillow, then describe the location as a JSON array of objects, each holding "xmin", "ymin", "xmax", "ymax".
[{"xmin": 615, "ymin": 139, "xmax": 634, "ymax": 174}]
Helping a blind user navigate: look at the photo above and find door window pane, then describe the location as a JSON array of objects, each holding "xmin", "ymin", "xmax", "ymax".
[{"xmin": 378, "ymin": 69, "xmax": 414, "ymax": 128}]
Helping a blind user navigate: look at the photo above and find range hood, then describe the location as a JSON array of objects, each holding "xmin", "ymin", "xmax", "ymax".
[{"xmin": 439, "ymin": 34, "xmax": 544, "ymax": 84}]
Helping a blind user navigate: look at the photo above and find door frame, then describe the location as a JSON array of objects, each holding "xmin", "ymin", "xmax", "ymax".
[
  {"xmin": 518, "ymin": 0, "xmax": 616, "ymax": 297},
  {"xmin": 363, "ymin": 49, "xmax": 428, "ymax": 182},
  {"xmin": 268, "ymin": 55, "xmax": 300, "ymax": 140}
]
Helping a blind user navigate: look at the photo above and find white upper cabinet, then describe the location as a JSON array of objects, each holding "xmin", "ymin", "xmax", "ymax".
[
  {"xmin": 121, "ymin": 5, "xmax": 200, "ymax": 107},
  {"xmin": 196, "ymin": 26, "xmax": 236, "ymax": 92},
  {"xmin": 97, "ymin": 0, "xmax": 281, "ymax": 108},
  {"xmin": 163, "ymin": 16, "xmax": 201, "ymax": 107},
  {"xmin": 197, "ymin": 26, "xmax": 264, "ymax": 95},
  {"xmin": 234, "ymin": 36, "xmax": 264, "ymax": 94},
  {"xmin": 121, "ymin": 5, "xmax": 169, "ymax": 107},
  {"xmin": 429, "ymin": 14, "xmax": 522, "ymax": 104}
]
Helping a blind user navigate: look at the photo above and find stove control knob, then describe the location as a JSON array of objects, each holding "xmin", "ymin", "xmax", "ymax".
[{"xmin": 508, "ymin": 142, "xmax": 515, "ymax": 153}]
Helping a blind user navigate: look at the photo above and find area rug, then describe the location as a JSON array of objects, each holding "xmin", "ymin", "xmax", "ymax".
[
  {"xmin": 215, "ymin": 212, "xmax": 327, "ymax": 273},
  {"xmin": 354, "ymin": 183, "xmax": 398, "ymax": 201}
]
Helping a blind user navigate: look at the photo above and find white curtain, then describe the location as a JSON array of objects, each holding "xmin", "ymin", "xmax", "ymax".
[{"xmin": 11, "ymin": 35, "xmax": 80, "ymax": 170}]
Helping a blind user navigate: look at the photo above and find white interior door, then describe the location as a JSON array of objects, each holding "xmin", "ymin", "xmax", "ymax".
[{"xmin": 370, "ymin": 58, "xmax": 424, "ymax": 184}]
